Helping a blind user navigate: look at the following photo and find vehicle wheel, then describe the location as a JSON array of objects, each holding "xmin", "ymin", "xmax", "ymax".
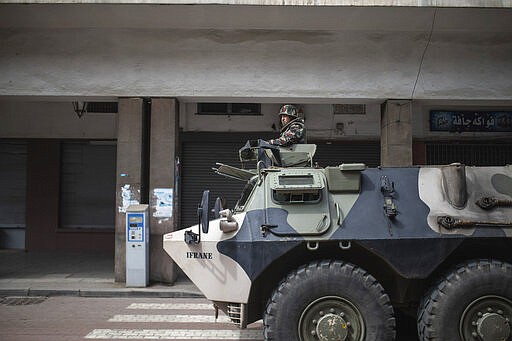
[
  {"xmin": 418, "ymin": 259, "xmax": 512, "ymax": 341},
  {"xmin": 263, "ymin": 260, "xmax": 396, "ymax": 341}
]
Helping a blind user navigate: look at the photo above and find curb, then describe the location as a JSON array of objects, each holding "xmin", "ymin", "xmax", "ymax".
[{"xmin": 0, "ymin": 288, "xmax": 204, "ymax": 298}]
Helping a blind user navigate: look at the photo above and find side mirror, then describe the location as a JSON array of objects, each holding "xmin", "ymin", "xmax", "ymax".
[{"xmin": 197, "ymin": 190, "xmax": 210, "ymax": 234}]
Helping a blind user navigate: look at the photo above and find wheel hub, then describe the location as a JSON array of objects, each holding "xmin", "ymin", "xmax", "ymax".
[
  {"xmin": 476, "ymin": 313, "xmax": 510, "ymax": 341},
  {"xmin": 316, "ymin": 314, "xmax": 349, "ymax": 341},
  {"xmin": 298, "ymin": 296, "xmax": 364, "ymax": 341},
  {"xmin": 459, "ymin": 295, "xmax": 512, "ymax": 341}
]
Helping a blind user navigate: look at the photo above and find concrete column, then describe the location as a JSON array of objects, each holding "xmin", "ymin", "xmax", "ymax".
[
  {"xmin": 114, "ymin": 98, "xmax": 144, "ymax": 283},
  {"xmin": 380, "ymin": 100, "xmax": 413, "ymax": 167},
  {"xmin": 148, "ymin": 98, "xmax": 179, "ymax": 284}
]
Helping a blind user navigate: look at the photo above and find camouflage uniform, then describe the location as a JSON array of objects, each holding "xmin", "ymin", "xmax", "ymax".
[{"xmin": 269, "ymin": 105, "xmax": 306, "ymax": 146}]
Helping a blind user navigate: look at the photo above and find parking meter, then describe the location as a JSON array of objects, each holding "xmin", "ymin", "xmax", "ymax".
[{"xmin": 126, "ymin": 204, "xmax": 149, "ymax": 287}]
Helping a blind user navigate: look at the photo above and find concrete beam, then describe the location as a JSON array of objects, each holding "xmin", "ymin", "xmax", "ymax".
[{"xmin": 1, "ymin": 6, "xmax": 511, "ymax": 101}]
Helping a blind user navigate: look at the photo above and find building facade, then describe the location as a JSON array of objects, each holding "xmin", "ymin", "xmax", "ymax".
[{"xmin": 0, "ymin": 1, "xmax": 511, "ymax": 283}]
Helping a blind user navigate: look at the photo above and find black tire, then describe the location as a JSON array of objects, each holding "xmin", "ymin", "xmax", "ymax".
[
  {"xmin": 263, "ymin": 260, "xmax": 396, "ymax": 341},
  {"xmin": 418, "ymin": 259, "xmax": 512, "ymax": 341}
]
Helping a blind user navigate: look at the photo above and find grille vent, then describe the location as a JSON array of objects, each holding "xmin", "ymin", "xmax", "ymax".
[
  {"xmin": 86, "ymin": 102, "xmax": 118, "ymax": 113},
  {"xmin": 333, "ymin": 104, "xmax": 366, "ymax": 115},
  {"xmin": 227, "ymin": 302, "xmax": 248, "ymax": 328},
  {"xmin": 0, "ymin": 296, "xmax": 47, "ymax": 306}
]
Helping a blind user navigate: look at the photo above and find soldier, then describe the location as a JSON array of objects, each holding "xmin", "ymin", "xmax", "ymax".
[{"xmin": 269, "ymin": 104, "xmax": 306, "ymax": 146}]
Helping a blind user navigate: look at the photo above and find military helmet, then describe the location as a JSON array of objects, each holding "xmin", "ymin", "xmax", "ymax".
[{"xmin": 278, "ymin": 104, "xmax": 299, "ymax": 119}]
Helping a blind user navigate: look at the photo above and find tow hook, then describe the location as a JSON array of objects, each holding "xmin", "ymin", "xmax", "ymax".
[{"xmin": 184, "ymin": 230, "xmax": 200, "ymax": 244}]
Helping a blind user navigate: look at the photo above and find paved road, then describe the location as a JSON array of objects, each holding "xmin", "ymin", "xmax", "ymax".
[
  {"xmin": 0, "ymin": 296, "xmax": 418, "ymax": 340},
  {"xmin": 0, "ymin": 296, "xmax": 262, "ymax": 341}
]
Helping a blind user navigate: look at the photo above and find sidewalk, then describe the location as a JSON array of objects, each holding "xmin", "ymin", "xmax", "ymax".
[{"xmin": 0, "ymin": 250, "xmax": 203, "ymax": 298}]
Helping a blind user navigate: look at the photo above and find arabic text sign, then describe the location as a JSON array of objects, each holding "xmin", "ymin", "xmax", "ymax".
[{"xmin": 430, "ymin": 111, "xmax": 512, "ymax": 132}]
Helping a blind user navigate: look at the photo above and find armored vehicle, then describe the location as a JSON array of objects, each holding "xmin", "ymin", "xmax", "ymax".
[{"xmin": 163, "ymin": 140, "xmax": 512, "ymax": 341}]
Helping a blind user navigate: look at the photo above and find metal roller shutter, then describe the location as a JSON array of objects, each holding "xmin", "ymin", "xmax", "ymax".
[
  {"xmin": 0, "ymin": 141, "xmax": 27, "ymax": 249},
  {"xmin": 313, "ymin": 142, "xmax": 380, "ymax": 168},
  {"xmin": 180, "ymin": 133, "xmax": 272, "ymax": 228},
  {"xmin": 60, "ymin": 141, "xmax": 117, "ymax": 229},
  {"xmin": 426, "ymin": 142, "xmax": 512, "ymax": 166},
  {"xmin": 179, "ymin": 134, "xmax": 380, "ymax": 229}
]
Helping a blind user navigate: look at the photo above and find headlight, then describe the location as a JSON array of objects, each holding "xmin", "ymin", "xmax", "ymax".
[{"xmin": 219, "ymin": 209, "xmax": 238, "ymax": 232}]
